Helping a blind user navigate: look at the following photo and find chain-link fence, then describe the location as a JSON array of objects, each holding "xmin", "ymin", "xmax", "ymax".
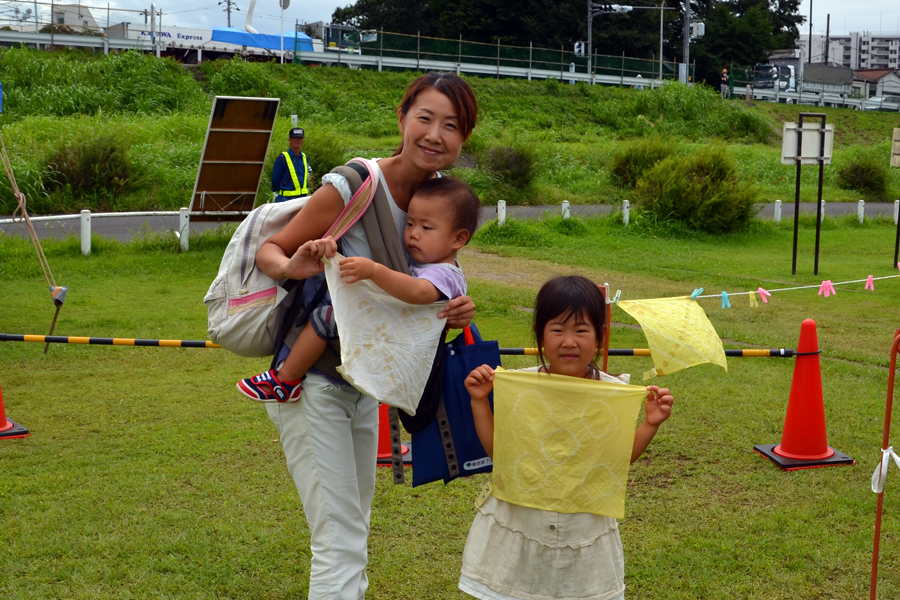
[{"xmin": 354, "ymin": 30, "xmax": 682, "ymax": 81}]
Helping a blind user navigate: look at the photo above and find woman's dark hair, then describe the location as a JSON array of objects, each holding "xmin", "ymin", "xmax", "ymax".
[
  {"xmin": 413, "ymin": 176, "xmax": 482, "ymax": 244},
  {"xmin": 394, "ymin": 72, "xmax": 478, "ymax": 156},
  {"xmin": 533, "ymin": 275, "xmax": 607, "ymax": 372}
]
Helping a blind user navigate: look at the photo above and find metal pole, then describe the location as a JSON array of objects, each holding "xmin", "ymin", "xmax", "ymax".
[
  {"xmin": 497, "ymin": 38, "xmax": 500, "ymax": 78},
  {"xmin": 894, "ymin": 196, "xmax": 900, "ymax": 267},
  {"xmin": 792, "ymin": 115, "xmax": 804, "ymax": 275},
  {"xmin": 587, "ymin": 0, "xmax": 592, "ymax": 78},
  {"xmin": 659, "ymin": 0, "xmax": 664, "ymax": 81},
  {"xmin": 529, "ymin": 41, "xmax": 532, "ymax": 80},
  {"xmin": 814, "ymin": 116, "xmax": 826, "ymax": 275},
  {"xmin": 682, "ymin": 0, "xmax": 691, "ymax": 83},
  {"xmin": 417, "ymin": 30, "xmax": 420, "ymax": 71},
  {"xmin": 808, "ymin": 0, "xmax": 813, "ymax": 64},
  {"xmin": 458, "ymin": 33, "xmax": 461, "ymax": 66}
]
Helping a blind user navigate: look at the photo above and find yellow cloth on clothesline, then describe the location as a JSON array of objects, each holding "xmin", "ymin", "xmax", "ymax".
[
  {"xmin": 491, "ymin": 369, "xmax": 647, "ymax": 518},
  {"xmin": 617, "ymin": 296, "xmax": 727, "ymax": 380}
]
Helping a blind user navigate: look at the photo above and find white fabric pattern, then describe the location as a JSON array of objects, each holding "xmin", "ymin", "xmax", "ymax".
[{"xmin": 323, "ymin": 252, "xmax": 446, "ymax": 415}]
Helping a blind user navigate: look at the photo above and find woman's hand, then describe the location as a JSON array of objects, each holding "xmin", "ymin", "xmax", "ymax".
[
  {"xmin": 465, "ymin": 365, "xmax": 495, "ymax": 404},
  {"xmin": 283, "ymin": 237, "xmax": 338, "ymax": 281},
  {"xmin": 339, "ymin": 256, "xmax": 377, "ymax": 284},
  {"xmin": 440, "ymin": 295, "xmax": 475, "ymax": 329},
  {"xmin": 644, "ymin": 385, "xmax": 674, "ymax": 427}
]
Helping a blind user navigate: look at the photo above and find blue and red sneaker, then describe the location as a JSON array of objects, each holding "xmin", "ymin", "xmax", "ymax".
[{"xmin": 237, "ymin": 369, "xmax": 303, "ymax": 403}]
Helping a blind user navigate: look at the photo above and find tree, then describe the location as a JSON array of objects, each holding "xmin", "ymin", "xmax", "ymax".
[{"xmin": 331, "ymin": 0, "xmax": 437, "ymax": 36}]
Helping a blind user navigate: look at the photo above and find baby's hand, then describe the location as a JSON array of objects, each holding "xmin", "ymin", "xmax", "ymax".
[
  {"xmin": 645, "ymin": 385, "xmax": 674, "ymax": 427},
  {"xmin": 286, "ymin": 237, "xmax": 337, "ymax": 280},
  {"xmin": 465, "ymin": 365, "xmax": 495, "ymax": 403},
  {"xmin": 339, "ymin": 256, "xmax": 376, "ymax": 283}
]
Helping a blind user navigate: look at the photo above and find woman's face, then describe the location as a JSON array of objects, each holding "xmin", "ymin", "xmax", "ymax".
[{"xmin": 398, "ymin": 88, "xmax": 465, "ymax": 173}]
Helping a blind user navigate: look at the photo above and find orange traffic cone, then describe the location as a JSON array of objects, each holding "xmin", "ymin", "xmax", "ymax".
[
  {"xmin": 0, "ymin": 378, "xmax": 29, "ymax": 440},
  {"xmin": 755, "ymin": 319, "xmax": 854, "ymax": 470},
  {"xmin": 376, "ymin": 403, "xmax": 411, "ymax": 466}
]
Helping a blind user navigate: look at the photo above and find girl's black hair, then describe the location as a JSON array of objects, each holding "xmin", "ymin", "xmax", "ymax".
[{"xmin": 533, "ymin": 275, "xmax": 607, "ymax": 372}]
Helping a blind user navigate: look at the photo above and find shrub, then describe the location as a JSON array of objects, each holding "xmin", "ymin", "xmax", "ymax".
[
  {"xmin": 46, "ymin": 134, "xmax": 132, "ymax": 196},
  {"xmin": 837, "ymin": 153, "xmax": 889, "ymax": 200},
  {"xmin": 301, "ymin": 127, "xmax": 351, "ymax": 177},
  {"xmin": 609, "ymin": 136, "xmax": 679, "ymax": 188},
  {"xmin": 634, "ymin": 144, "xmax": 758, "ymax": 234},
  {"xmin": 483, "ymin": 145, "xmax": 536, "ymax": 189}
]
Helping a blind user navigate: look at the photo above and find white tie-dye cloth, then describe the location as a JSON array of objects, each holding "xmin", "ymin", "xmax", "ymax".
[{"xmin": 323, "ymin": 252, "xmax": 446, "ymax": 415}]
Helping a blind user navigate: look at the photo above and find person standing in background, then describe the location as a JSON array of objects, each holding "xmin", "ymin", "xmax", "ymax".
[
  {"xmin": 720, "ymin": 69, "xmax": 730, "ymax": 99},
  {"xmin": 271, "ymin": 127, "xmax": 313, "ymax": 202}
]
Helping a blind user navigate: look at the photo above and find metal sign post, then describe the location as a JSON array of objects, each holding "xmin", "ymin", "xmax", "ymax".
[
  {"xmin": 781, "ymin": 114, "xmax": 834, "ymax": 275},
  {"xmin": 889, "ymin": 128, "xmax": 900, "ymax": 267}
]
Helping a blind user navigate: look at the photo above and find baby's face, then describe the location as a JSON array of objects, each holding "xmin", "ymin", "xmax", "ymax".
[{"xmin": 404, "ymin": 196, "xmax": 461, "ymax": 265}]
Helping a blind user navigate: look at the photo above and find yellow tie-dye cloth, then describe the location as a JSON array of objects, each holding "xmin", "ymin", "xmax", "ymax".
[
  {"xmin": 491, "ymin": 368, "xmax": 647, "ymax": 518},
  {"xmin": 617, "ymin": 296, "xmax": 727, "ymax": 380}
]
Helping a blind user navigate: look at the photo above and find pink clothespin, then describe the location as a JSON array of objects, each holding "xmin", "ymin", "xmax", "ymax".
[
  {"xmin": 757, "ymin": 287, "xmax": 771, "ymax": 304},
  {"xmin": 818, "ymin": 280, "xmax": 836, "ymax": 298},
  {"xmin": 866, "ymin": 275, "xmax": 875, "ymax": 291}
]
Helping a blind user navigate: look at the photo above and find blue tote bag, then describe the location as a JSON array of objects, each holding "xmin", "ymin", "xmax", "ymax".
[{"xmin": 411, "ymin": 324, "xmax": 502, "ymax": 487}]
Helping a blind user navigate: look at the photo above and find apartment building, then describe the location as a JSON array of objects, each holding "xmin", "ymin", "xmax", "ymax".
[{"xmin": 801, "ymin": 32, "xmax": 900, "ymax": 70}]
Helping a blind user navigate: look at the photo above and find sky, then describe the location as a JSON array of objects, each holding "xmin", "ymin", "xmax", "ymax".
[{"xmin": 6, "ymin": 0, "xmax": 900, "ymax": 37}]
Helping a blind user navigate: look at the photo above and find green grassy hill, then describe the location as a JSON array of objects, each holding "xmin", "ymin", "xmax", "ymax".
[{"xmin": 0, "ymin": 48, "xmax": 897, "ymax": 215}]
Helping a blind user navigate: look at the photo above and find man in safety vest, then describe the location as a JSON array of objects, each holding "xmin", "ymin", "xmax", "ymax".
[{"xmin": 271, "ymin": 127, "xmax": 313, "ymax": 202}]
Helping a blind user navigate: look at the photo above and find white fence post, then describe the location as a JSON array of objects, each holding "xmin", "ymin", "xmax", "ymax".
[
  {"xmin": 774, "ymin": 199, "xmax": 782, "ymax": 224},
  {"xmin": 858, "ymin": 199, "xmax": 865, "ymax": 224},
  {"xmin": 895, "ymin": 199, "xmax": 899, "ymax": 225},
  {"xmin": 497, "ymin": 200, "xmax": 506, "ymax": 227},
  {"xmin": 179, "ymin": 207, "xmax": 190, "ymax": 251},
  {"xmin": 820, "ymin": 199, "xmax": 826, "ymax": 220},
  {"xmin": 561, "ymin": 201, "xmax": 570, "ymax": 219},
  {"xmin": 290, "ymin": 115, "xmax": 298, "ymax": 127},
  {"xmin": 80, "ymin": 210, "xmax": 91, "ymax": 256},
  {"xmin": 622, "ymin": 200, "xmax": 630, "ymax": 226}
]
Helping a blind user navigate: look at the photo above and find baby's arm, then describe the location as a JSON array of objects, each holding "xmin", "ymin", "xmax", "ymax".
[
  {"xmin": 339, "ymin": 256, "xmax": 442, "ymax": 304},
  {"xmin": 465, "ymin": 365, "xmax": 496, "ymax": 458},
  {"xmin": 631, "ymin": 385, "xmax": 674, "ymax": 463}
]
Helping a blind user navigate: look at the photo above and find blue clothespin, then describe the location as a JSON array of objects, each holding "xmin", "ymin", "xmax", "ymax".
[
  {"xmin": 612, "ymin": 290, "xmax": 621, "ymax": 303},
  {"xmin": 691, "ymin": 287, "xmax": 703, "ymax": 300},
  {"xmin": 721, "ymin": 291, "xmax": 731, "ymax": 309}
]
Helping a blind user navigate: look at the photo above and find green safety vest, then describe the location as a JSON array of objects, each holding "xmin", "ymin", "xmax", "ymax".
[{"xmin": 280, "ymin": 151, "xmax": 310, "ymax": 197}]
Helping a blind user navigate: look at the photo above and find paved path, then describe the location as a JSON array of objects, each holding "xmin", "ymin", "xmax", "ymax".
[{"xmin": 1, "ymin": 202, "xmax": 897, "ymax": 243}]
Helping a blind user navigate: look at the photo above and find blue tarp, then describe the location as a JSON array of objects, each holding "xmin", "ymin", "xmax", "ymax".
[{"xmin": 210, "ymin": 27, "xmax": 314, "ymax": 52}]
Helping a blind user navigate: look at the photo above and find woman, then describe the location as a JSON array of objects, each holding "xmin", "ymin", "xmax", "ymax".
[{"xmin": 255, "ymin": 72, "xmax": 478, "ymax": 600}]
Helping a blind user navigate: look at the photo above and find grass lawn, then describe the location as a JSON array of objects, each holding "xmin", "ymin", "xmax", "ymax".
[{"xmin": 1, "ymin": 215, "xmax": 899, "ymax": 599}]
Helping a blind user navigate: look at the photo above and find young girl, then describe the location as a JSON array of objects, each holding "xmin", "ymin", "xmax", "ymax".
[{"xmin": 460, "ymin": 275, "xmax": 675, "ymax": 600}]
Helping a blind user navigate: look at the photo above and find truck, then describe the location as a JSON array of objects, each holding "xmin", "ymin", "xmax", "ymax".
[{"xmin": 752, "ymin": 63, "xmax": 796, "ymax": 99}]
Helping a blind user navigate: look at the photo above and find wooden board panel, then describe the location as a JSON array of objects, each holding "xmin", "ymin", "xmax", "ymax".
[{"xmin": 189, "ymin": 96, "xmax": 280, "ymax": 219}]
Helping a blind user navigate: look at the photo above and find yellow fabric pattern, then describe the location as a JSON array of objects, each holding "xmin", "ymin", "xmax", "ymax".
[
  {"xmin": 491, "ymin": 369, "xmax": 647, "ymax": 518},
  {"xmin": 617, "ymin": 296, "xmax": 727, "ymax": 380}
]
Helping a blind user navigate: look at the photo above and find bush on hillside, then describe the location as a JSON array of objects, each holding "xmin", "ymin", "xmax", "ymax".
[
  {"xmin": 609, "ymin": 136, "xmax": 679, "ymax": 188},
  {"xmin": 634, "ymin": 145, "xmax": 758, "ymax": 234},
  {"xmin": 46, "ymin": 134, "xmax": 132, "ymax": 197},
  {"xmin": 837, "ymin": 152, "xmax": 889, "ymax": 200},
  {"xmin": 483, "ymin": 145, "xmax": 536, "ymax": 189},
  {"xmin": 300, "ymin": 127, "xmax": 351, "ymax": 187}
]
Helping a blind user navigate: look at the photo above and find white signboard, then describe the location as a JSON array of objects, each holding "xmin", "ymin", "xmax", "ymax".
[{"xmin": 780, "ymin": 122, "xmax": 835, "ymax": 165}]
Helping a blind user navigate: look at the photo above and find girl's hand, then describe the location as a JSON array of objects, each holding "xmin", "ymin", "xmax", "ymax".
[
  {"xmin": 644, "ymin": 385, "xmax": 674, "ymax": 427},
  {"xmin": 284, "ymin": 237, "xmax": 337, "ymax": 280},
  {"xmin": 465, "ymin": 365, "xmax": 495, "ymax": 403},
  {"xmin": 440, "ymin": 295, "xmax": 475, "ymax": 329},
  {"xmin": 339, "ymin": 256, "xmax": 376, "ymax": 283}
]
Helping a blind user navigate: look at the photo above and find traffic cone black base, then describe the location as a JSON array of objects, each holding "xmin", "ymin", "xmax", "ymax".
[
  {"xmin": 754, "ymin": 443, "xmax": 854, "ymax": 471},
  {"xmin": 0, "ymin": 418, "xmax": 29, "ymax": 440}
]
